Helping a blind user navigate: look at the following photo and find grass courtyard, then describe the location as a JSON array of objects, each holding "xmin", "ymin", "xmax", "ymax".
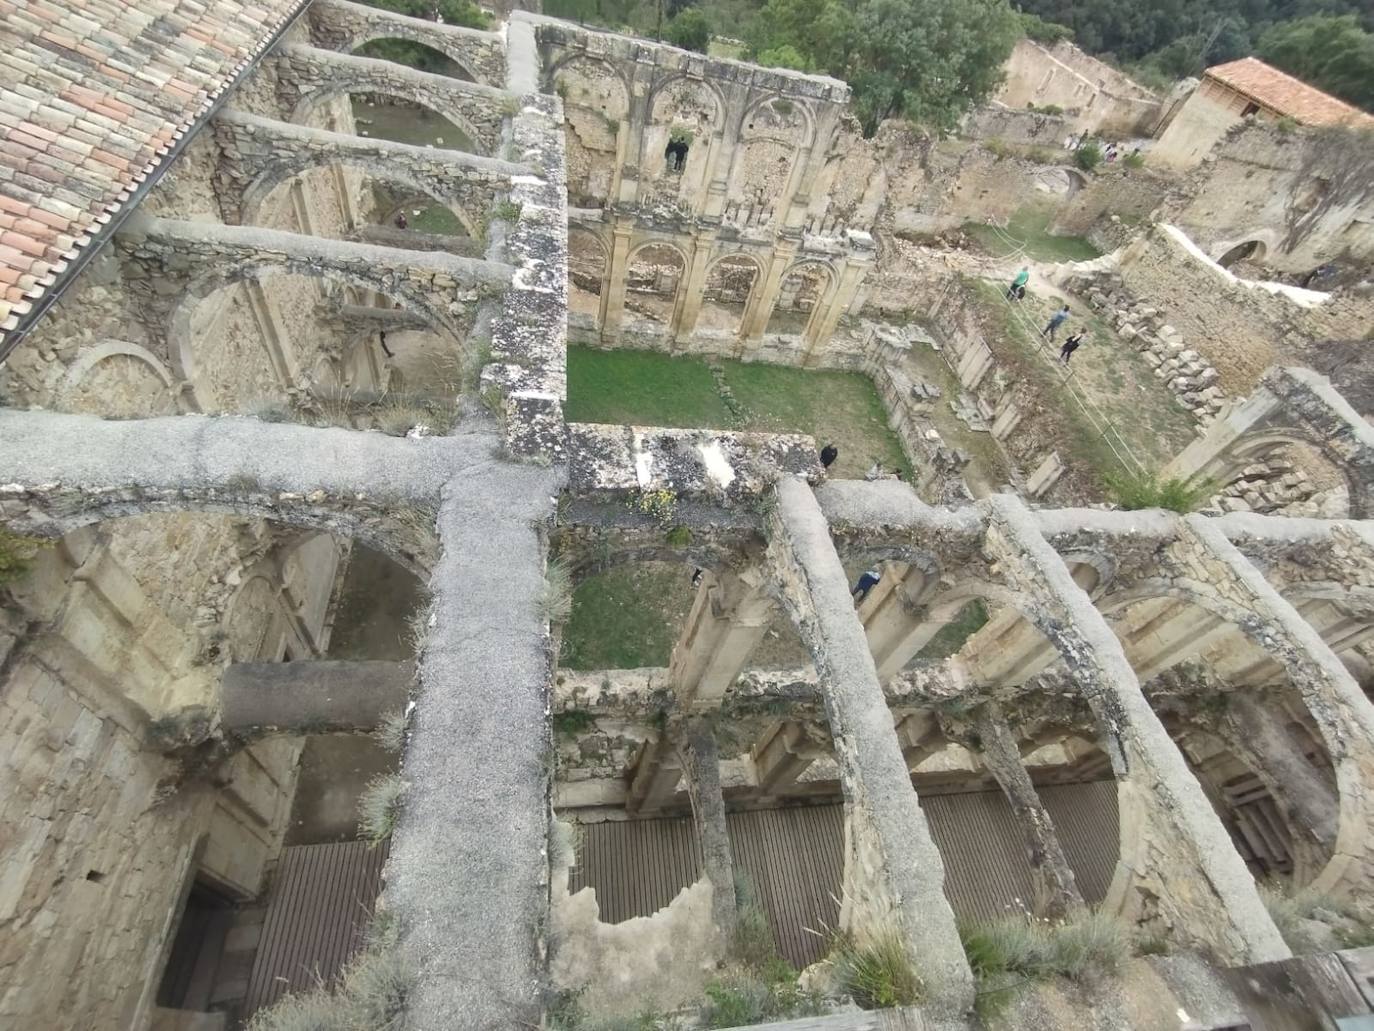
[{"xmin": 566, "ymin": 346, "xmax": 909, "ymax": 480}]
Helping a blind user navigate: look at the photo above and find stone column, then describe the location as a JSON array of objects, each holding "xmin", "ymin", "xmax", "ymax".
[
  {"xmin": 752, "ymin": 720, "xmax": 827, "ymax": 797},
  {"xmin": 669, "ymin": 566, "xmax": 777, "ymax": 712},
  {"xmin": 679, "ymin": 723, "xmax": 738, "ymax": 940},
  {"xmin": 968, "ymin": 708, "xmax": 1086, "ymax": 919},
  {"xmin": 673, "ymin": 225, "xmax": 719, "ymax": 348},
  {"xmin": 982, "ymin": 495, "xmax": 1288, "ymax": 964},
  {"xmin": 600, "ymin": 217, "xmax": 635, "ymax": 342},
  {"xmin": 767, "ymin": 478, "xmax": 974, "ymax": 1014},
  {"xmin": 1175, "ymin": 515, "xmax": 1374, "ymax": 900},
  {"xmin": 627, "ymin": 736, "xmax": 683, "ymax": 813},
  {"xmin": 740, "ymin": 236, "xmax": 799, "ymax": 344}
]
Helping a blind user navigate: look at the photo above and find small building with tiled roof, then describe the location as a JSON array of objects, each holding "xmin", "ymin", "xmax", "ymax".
[{"xmin": 1152, "ymin": 55, "xmax": 1373, "ymax": 169}]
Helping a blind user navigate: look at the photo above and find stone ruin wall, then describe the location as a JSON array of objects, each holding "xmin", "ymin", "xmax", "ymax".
[
  {"xmin": 0, "ymin": 20, "xmax": 385, "ymax": 1029},
  {"xmin": 995, "ymin": 38, "xmax": 1162, "ymax": 136}
]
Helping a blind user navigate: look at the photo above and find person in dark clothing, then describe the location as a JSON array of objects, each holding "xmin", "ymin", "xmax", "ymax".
[
  {"xmin": 1041, "ymin": 305, "xmax": 1070, "ymax": 340},
  {"xmin": 1059, "ymin": 331, "xmax": 1085, "ymax": 364},
  {"xmin": 690, "ymin": 567, "xmax": 704, "ymax": 590},
  {"xmin": 851, "ymin": 568, "xmax": 881, "ymax": 603},
  {"xmin": 819, "ymin": 443, "xmax": 839, "ymax": 469},
  {"xmin": 394, "ymin": 212, "xmax": 408, "ymax": 230},
  {"xmin": 378, "ymin": 330, "xmax": 394, "ymax": 358}
]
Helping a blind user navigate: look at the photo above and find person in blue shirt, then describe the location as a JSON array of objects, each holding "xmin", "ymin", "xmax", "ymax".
[{"xmin": 1041, "ymin": 305, "xmax": 1071, "ymax": 341}]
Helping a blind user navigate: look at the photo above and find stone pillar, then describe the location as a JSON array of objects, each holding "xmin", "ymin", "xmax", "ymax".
[
  {"xmin": 679, "ymin": 723, "xmax": 738, "ymax": 940},
  {"xmin": 1110, "ymin": 597, "xmax": 1234, "ymax": 681},
  {"xmin": 969, "ymin": 708, "xmax": 1086, "ymax": 919},
  {"xmin": 1175, "ymin": 516, "xmax": 1374, "ymax": 900},
  {"xmin": 600, "ymin": 217, "xmax": 635, "ymax": 342},
  {"xmin": 669, "ymin": 566, "xmax": 777, "ymax": 712},
  {"xmin": 627, "ymin": 735, "xmax": 683, "ymax": 813},
  {"xmin": 740, "ymin": 236, "xmax": 799, "ymax": 344},
  {"xmin": 673, "ymin": 225, "xmax": 719, "ymax": 348},
  {"xmin": 767, "ymin": 478, "xmax": 974, "ymax": 1014},
  {"xmin": 982, "ymin": 495, "xmax": 1289, "ymax": 964}
]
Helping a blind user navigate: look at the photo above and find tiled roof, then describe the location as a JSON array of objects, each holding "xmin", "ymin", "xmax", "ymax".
[
  {"xmin": 1205, "ymin": 56, "xmax": 1374, "ymax": 127},
  {"xmin": 0, "ymin": 0, "xmax": 307, "ymax": 349}
]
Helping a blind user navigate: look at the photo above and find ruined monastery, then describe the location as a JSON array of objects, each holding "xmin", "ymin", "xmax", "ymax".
[{"xmin": 4, "ymin": 0, "xmax": 1374, "ymax": 1028}]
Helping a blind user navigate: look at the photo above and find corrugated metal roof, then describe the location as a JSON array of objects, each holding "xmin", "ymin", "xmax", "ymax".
[{"xmin": 1205, "ymin": 57, "xmax": 1374, "ymax": 127}]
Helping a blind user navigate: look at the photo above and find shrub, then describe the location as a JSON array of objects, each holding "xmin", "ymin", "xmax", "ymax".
[
  {"xmin": 553, "ymin": 709, "xmax": 596, "ymax": 737},
  {"xmin": 960, "ymin": 911, "xmax": 1128, "ymax": 985},
  {"xmin": 0, "ymin": 526, "xmax": 47, "ymax": 585},
  {"xmin": 540, "ymin": 558, "xmax": 574, "ymax": 623},
  {"xmin": 1075, "ymin": 142, "xmax": 1102, "ymax": 171},
  {"xmin": 829, "ymin": 930, "xmax": 923, "ymax": 1009},
  {"xmin": 1122, "ymin": 151, "xmax": 1145, "ymax": 169},
  {"xmin": 493, "ymin": 200, "xmax": 522, "ymax": 223},
  {"xmin": 626, "ymin": 488, "xmax": 678, "ymax": 529},
  {"xmin": 664, "ymin": 525, "xmax": 692, "ymax": 548},
  {"xmin": 358, "ymin": 773, "xmax": 406, "ymax": 844},
  {"xmin": 665, "ymin": 9, "xmax": 711, "ymax": 53},
  {"xmin": 1104, "ymin": 470, "xmax": 1214, "ymax": 513}
]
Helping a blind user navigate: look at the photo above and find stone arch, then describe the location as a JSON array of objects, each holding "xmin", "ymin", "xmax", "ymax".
[
  {"xmin": 729, "ymin": 95, "xmax": 814, "ymax": 216},
  {"xmin": 348, "ymin": 35, "xmax": 480, "ymax": 84},
  {"xmin": 551, "ymin": 55, "xmax": 632, "ymax": 208},
  {"xmin": 699, "ymin": 252, "xmax": 763, "ymax": 339},
  {"xmin": 1096, "ymin": 580, "xmax": 1371, "ymax": 898},
  {"xmin": 167, "ymin": 265, "xmax": 458, "ymax": 413},
  {"xmin": 644, "ymin": 75, "xmax": 725, "ymax": 201},
  {"xmin": 568, "ymin": 226, "xmax": 611, "ymax": 324},
  {"xmin": 764, "ymin": 261, "xmax": 837, "ymax": 338},
  {"xmin": 548, "ymin": 54, "xmax": 632, "ymax": 118},
  {"xmin": 239, "ymin": 156, "xmax": 481, "ymax": 238},
  {"xmin": 224, "ymin": 573, "xmax": 287, "ymax": 662},
  {"xmin": 623, "ymin": 241, "xmax": 690, "ymax": 332},
  {"xmin": 58, "ymin": 341, "xmax": 178, "ymax": 418},
  {"xmin": 1215, "ymin": 236, "xmax": 1272, "ymax": 268},
  {"xmin": 290, "ymin": 79, "xmax": 490, "ymax": 157}
]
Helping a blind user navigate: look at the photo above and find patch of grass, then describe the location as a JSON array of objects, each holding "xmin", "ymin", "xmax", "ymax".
[
  {"xmin": 1104, "ymin": 471, "xmax": 1215, "ymax": 513},
  {"xmin": 244, "ymin": 396, "xmax": 297, "ymax": 423},
  {"xmin": 409, "ymin": 203, "xmax": 467, "ymax": 237},
  {"xmin": 1122, "ymin": 151, "xmax": 1145, "ymax": 170},
  {"xmin": 554, "ymin": 709, "xmax": 596, "ymax": 737},
  {"xmin": 374, "ymin": 401, "xmax": 429, "ymax": 437},
  {"xmin": 915, "ymin": 598, "xmax": 988, "ymax": 661},
  {"xmin": 961, "ymin": 206, "xmax": 1101, "ymax": 263},
  {"xmin": 373, "ymin": 709, "xmax": 407, "ymax": 753},
  {"xmin": 560, "ymin": 563, "xmax": 693, "ymax": 670},
  {"xmin": 1260, "ymin": 880, "xmax": 1374, "ymax": 954},
  {"xmin": 540, "ymin": 558, "xmax": 574, "ymax": 624},
  {"xmin": 565, "ymin": 346, "xmax": 908, "ymax": 481},
  {"xmin": 664, "ymin": 525, "xmax": 692, "ymax": 547},
  {"xmin": 358, "ymin": 773, "xmax": 406, "ymax": 844},
  {"xmin": 829, "ymin": 929, "xmax": 923, "ymax": 1010},
  {"xmin": 493, "ymin": 200, "xmax": 522, "ymax": 222},
  {"xmin": 960, "ymin": 911, "xmax": 1129, "ymax": 986}
]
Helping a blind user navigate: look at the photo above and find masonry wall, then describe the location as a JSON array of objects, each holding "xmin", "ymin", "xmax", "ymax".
[{"xmin": 995, "ymin": 39, "xmax": 1161, "ymax": 136}]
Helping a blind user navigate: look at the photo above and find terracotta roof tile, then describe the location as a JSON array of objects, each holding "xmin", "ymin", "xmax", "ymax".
[
  {"xmin": 1205, "ymin": 57, "xmax": 1374, "ymax": 127},
  {"xmin": 0, "ymin": 0, "xmax": 307, "ymax": 349}
]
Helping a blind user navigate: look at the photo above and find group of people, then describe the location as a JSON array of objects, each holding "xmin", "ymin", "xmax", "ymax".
[{"xmin": 1007, "ymin": 267, "xmax": 1089, "ymax": 365}]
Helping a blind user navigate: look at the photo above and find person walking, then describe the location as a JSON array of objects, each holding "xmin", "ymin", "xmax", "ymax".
[
  {"xmin": 1007, "ymin": 266, "xmax": 1030, "ymax": 300},
  {"xmin": 851, "ymin": 568, "xmax": 881, "ymax": 603},
  {"xmin": 820, "ymin": 443, "xmax": 839, "ymax": 469},
  {"xmin": 1041, "ymin": 304, "xmax": 1070, "ymax": 341},
  {"xmin": 1059, "ymin": 330, "xmax": 1085, "ymax": 364}
]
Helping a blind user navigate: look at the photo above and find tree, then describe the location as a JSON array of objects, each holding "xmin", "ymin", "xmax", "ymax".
[
  {"xmin": 848, "ymin": 0, "xmax": 1021, "ymax": 134},
  {"xmin": 666, "ymin": 8, "xmax": 713, "ymax": 51},
  {"xmin": 1258, "ymin": 15, "xmax": 1374, "ymax": 110}
]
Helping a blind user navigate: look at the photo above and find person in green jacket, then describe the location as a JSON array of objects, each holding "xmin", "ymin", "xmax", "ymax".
[{"xmin": 1006, "ymin": 266, "xmax": 1030, "ymax": 300}]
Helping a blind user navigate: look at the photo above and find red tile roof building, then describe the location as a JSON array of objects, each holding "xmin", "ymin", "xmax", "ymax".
[
  {"xmin": 1203, "ymin": 57, "xmax": 1374, "ymax": 129},
  {"xmin": 0, "ymin": 0, "xmax": 308, "ymax": 351}
]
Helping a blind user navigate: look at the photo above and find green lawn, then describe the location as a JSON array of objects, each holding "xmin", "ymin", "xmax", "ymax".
[
  {"xmin": 962, "ymin": 206, "xmax": 1101, "ymax": 264},
  {"xmin": 566, "ymin": 346, "xmax": 908, "ymax": 480},
  {"xmin": 560, "ymin": 563, "xmax": 693, "ymax": 669}
]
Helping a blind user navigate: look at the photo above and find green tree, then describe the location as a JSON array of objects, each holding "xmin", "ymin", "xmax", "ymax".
[
  {"xmin": 848, "ymin": 0, "xmax": 1020, "ymax": 134},
  {"xmin": 666, "ymin": 8, "xmax": 713, "ymax": 51},
  {"xmin": 756, "ymin": 44, "xmax": 812, "ymax": 70},
  {"xmin": 1258, "ymin": 15, "xmax": 1374, "ymax": 110}
]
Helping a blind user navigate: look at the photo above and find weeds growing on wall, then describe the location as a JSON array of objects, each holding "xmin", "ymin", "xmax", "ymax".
[
  {"xmin": 960, "ymin": 910, "xmax": 1129, "ymax": 990},
  {"xmin": 540, "ymin": 558, "xmax": 575, "ymax": 623},
  {"xmin": 0, "ymin": 526, "xmax": 48, "ymax": 586},
  {"xmin": 827, "ymin": 929, "xmax": 924, "ymax": 1010},
  {"xmin": 625, "ymin": 489, "xmax": 678, "ymax": 529},
  {"xmin": 246, "ymin": 908, "xmax": 411, "ymax": 1031},
  {"xmin": 374, "ymin": 709, "xmax": 408, "ymax": 753},
  {"xmin": 1104, "ymin": 470, "xmax": 1214, "ymax": 513},
  {"xmin": 553, "ymin": 708, "xmax": 596, "ymax": 736},
  {"xmin": 1261, "ymin": 880, "xmax": 1374, "ymax": 953},
  {"xmin": 493, "ymin": 200, "xmax": 523, "ymax": 223},
  {"xmin": 358, "ymin": 773, "xmax": 406, "ymax": 844}
]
